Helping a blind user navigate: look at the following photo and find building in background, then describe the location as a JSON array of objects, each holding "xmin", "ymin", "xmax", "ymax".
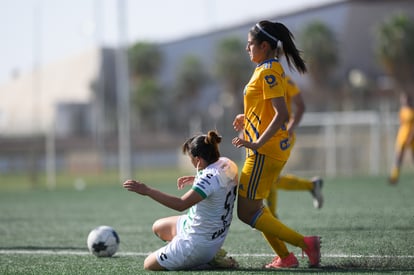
[{"xmin": 0, "ymin": 0, "xmax": 412, "ymax": 176}]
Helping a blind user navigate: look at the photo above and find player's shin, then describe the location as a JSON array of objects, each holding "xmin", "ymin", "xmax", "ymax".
[{"xmin": 253, "ymin": 206, "xmax": 306, "ymax": 249}]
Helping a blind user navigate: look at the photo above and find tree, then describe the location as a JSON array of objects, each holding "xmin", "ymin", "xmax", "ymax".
[
  {"xmin": 299, "ymin": 21, "xmax": 338, "ymax": 110},
  {"xmin": 128, "ymin": 42, "xmax": 164, "ymax": 131},
  {"xmin": 175, "ymin": 55, "xmax": 208, "ymax": 100},
  {"xmin": 300, "ymin": 21, "xmax": 338, "ymax": 86},
  {"xmin": 375, "ymin": 13, "xmax": 414, "ymax": 96},
  {"xmin": 128, "ymin": 42, "xmax": 163, "ymax": 80},
  {"xmin": 214, "ymin": 37, "xmax": 253, "ymax": 111},
  {"xmin": 131, "ymin": 78, "xmax": 163, "ymax": 131},
  {"xmin": 172, "ymin": 55, "xmax": 208, "ymax": 132}
]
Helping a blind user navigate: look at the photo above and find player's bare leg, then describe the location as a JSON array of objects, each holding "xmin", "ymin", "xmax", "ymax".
[{"xmin": 152, "ymin": 216, "xmax": 180, "ymax": 241}]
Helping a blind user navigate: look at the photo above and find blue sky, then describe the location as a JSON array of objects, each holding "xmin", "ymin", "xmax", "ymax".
[{"xmin": 0, "ymin": 0, "xmax": 341, "ymax": 84}]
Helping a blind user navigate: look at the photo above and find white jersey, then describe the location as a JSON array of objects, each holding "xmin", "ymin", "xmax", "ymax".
[
  {"xmin": 180, "ymin": 157, "xmax": 238, "ymax": 243},
  {"xmin": 155, "ymin": 157, "xmax": 238, "ymax": 270}
]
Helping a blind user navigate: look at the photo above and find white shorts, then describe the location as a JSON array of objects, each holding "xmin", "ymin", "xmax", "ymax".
[{"xmin": 154, "ymin": 215, "xmax": 223, "ymax": 270}]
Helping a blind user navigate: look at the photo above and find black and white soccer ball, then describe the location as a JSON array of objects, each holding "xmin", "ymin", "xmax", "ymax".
[{"xmin": 87, "ymin": 225, "xmax": 120, "ymax": 257}]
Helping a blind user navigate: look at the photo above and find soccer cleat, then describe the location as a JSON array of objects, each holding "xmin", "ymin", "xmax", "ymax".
[
  {"xmin": 303, "ymin": 236, "xmax": 321, "ymax": 267},
  {"xmin": 388, "ymin": 176, "xmax": 398, "ymax": 185},
  {"xmin": 209, "ymin": 248, "xmax": 239, "ymax": 269},
  {"xmin": 311, "ymin": 177, "xmax": 324, "ymax": 209},
  {"xmin": 265, "ymin": 253, "xmax": 299, "ymax": 269},
  {"xmin": 388, "ymin": 168, "xmax": 399, "ymax": 185}
]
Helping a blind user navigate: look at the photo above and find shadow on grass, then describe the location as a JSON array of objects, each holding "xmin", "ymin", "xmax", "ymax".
[
  {"xmin": 321, "ymin": 225, "xmax": 414, "ymax": 232},
  {"xmin": 188, "ymin": 265, "xmax": 414, "ymax": 274},
  {"xmin": 189, "ymin": 257, "xmax": 414, "ymax": 273}
]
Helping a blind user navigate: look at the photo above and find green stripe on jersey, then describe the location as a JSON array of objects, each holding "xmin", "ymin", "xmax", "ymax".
[{"xmin": 192, "ymin": 186, "xmax": 207, "ymax": 198}]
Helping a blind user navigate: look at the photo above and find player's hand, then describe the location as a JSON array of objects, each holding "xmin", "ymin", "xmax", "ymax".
[
  {"xmin": 177, "ymin": 176, "xmax": 195, "ymax": 190},
  {"xmin": 233, "ymin": 114, "xmax": 245, "ymax": 132},
  {"xmin": 232, "ymin": 137, "xmax": 259, "ymax": 150},
  {"xmin": 123, "ymin": 180, "xmax": 148, "ymax": 195}
]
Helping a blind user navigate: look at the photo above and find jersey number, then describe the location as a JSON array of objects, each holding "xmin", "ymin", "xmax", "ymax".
[{"xmin": 212, "ymin": 186, "xmax": 237, "ymax": 240}]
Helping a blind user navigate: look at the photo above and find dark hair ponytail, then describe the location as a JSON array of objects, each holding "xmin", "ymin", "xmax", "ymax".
[
  {"xmin": 182, "ymin": 130, "xmax": 222, "ymax": 164},
  {"xmin": 252, "ymin": 21, "xmax": 307, "ymax": 73}
]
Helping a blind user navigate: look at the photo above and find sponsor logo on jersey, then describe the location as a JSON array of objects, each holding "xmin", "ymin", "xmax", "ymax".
[{"xmin": 264, "ymin": 75, "xmax": 277, "ymax": 88}]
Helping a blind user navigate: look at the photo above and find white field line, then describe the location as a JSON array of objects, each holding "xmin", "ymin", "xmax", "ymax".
[{"xmin": 0, "ymin": 250, "xmax": 413, "ymax": 259}]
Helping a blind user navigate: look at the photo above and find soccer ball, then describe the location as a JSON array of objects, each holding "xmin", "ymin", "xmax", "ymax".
[{"xmin": 87, "ymin": 225, "xmax": 120, "ymax": 257}]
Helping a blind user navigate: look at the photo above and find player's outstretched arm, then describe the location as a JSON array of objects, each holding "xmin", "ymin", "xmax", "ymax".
[{"xmin": 123, "ymin": 179, "xmax": 203, "ymax": 212}]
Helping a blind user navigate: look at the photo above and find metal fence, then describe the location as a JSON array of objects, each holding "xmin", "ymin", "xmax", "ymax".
[{"xmin": 283, "ymin": 111, "xmax": 399, "ymax": 178}]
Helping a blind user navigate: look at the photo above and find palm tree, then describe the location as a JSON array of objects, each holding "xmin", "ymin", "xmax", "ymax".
[
  {"xmin": 174, "ymin": 55, "xmax": 208, "ymax": 100},
  {"xmin": 214, "ymin": 37, "xmax": 253, "ymax": 112},
  {"xmin": 172, "ymin": 55, "xmax": 209, "ymax": 132},
  {"xmin": 300, "ymin": 21, "xmax": 338, "ymax": 110},
  {"xmin": 128, "ymin": 42, "xmax": 163, "ymax": 80},
  {"xmin": 128, "ymin": 42, "xmax": 164, "ymax": 131},
  {"xmin": 130, "ymin": 78, "xmax": 163, "ymax": 131},
  {"xmin": 375, "ymin": 13, "xmax": 414, "ymax": 96}
]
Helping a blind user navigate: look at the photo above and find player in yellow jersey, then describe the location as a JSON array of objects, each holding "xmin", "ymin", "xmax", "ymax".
[
  {"xmin": 232, "ymin": 20, "xmax": 320, "ymax": 269},
  {"xmin": 266, "ymin": 73, "xmax": 324, "ymax": 217},
  {"xmin": 389, "ymin": 92, "xmax": 414, "ymax": 184}
]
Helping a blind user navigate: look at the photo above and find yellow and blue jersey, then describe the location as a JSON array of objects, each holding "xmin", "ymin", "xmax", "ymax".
[
  {"xmin": 243, "ymin": 58, "xmax": 291, "ymax": 161},
  {"xmin": 396, "ymin": 106, "xmax": 414, "ymax": 150},
  {"xmin": 285, "ymin": 75, "xmax": 300, "ymax": 117}
]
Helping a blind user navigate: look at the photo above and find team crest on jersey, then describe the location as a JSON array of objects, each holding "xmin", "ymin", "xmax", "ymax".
[{"xmin": 264, "ymin": 75, "xmax": 277, "ymax": 88}]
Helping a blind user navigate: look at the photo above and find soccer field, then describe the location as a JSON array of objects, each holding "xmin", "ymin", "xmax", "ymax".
[{"xmin": 0, "ymin": 170, "xmax": 413, "ymax": 274}]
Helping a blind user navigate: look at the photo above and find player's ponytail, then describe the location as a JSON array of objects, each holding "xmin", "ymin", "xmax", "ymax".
[{"xmin": 253, "ymin": 21, "xmax": 307, "ymax": 73}]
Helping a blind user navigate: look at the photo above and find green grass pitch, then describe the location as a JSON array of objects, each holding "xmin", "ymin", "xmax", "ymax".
[{"xmin": 0, "ymin": 170, "xmax": 413, "ymax": 274}]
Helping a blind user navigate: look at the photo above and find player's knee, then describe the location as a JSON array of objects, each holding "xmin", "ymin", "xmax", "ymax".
[
  {"xmin": 152, "ymin": 219, "xmax": 172, "ymax": 241},
  {"xmin": 152, "ymin": 219, "xmax": 163, "ymax": 235},
  {"xmin": 143, "ymin": 259, "xmax": 152, "ymax": 270},
  {"xmin": 237, "ymin": 207, "xmax": 251, "ymax": 224},
  {"xmin": 237, "ymin": 198, "xmax": 263, "ymax": 226},
  {"xmin": 144, "ymin": 254, "xmax": 165, "ymax": 271}
]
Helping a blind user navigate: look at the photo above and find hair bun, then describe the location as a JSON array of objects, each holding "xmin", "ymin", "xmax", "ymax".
[{"xmin": 206, "ymin": 130, "xmax": 222, "ymax": 145}]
